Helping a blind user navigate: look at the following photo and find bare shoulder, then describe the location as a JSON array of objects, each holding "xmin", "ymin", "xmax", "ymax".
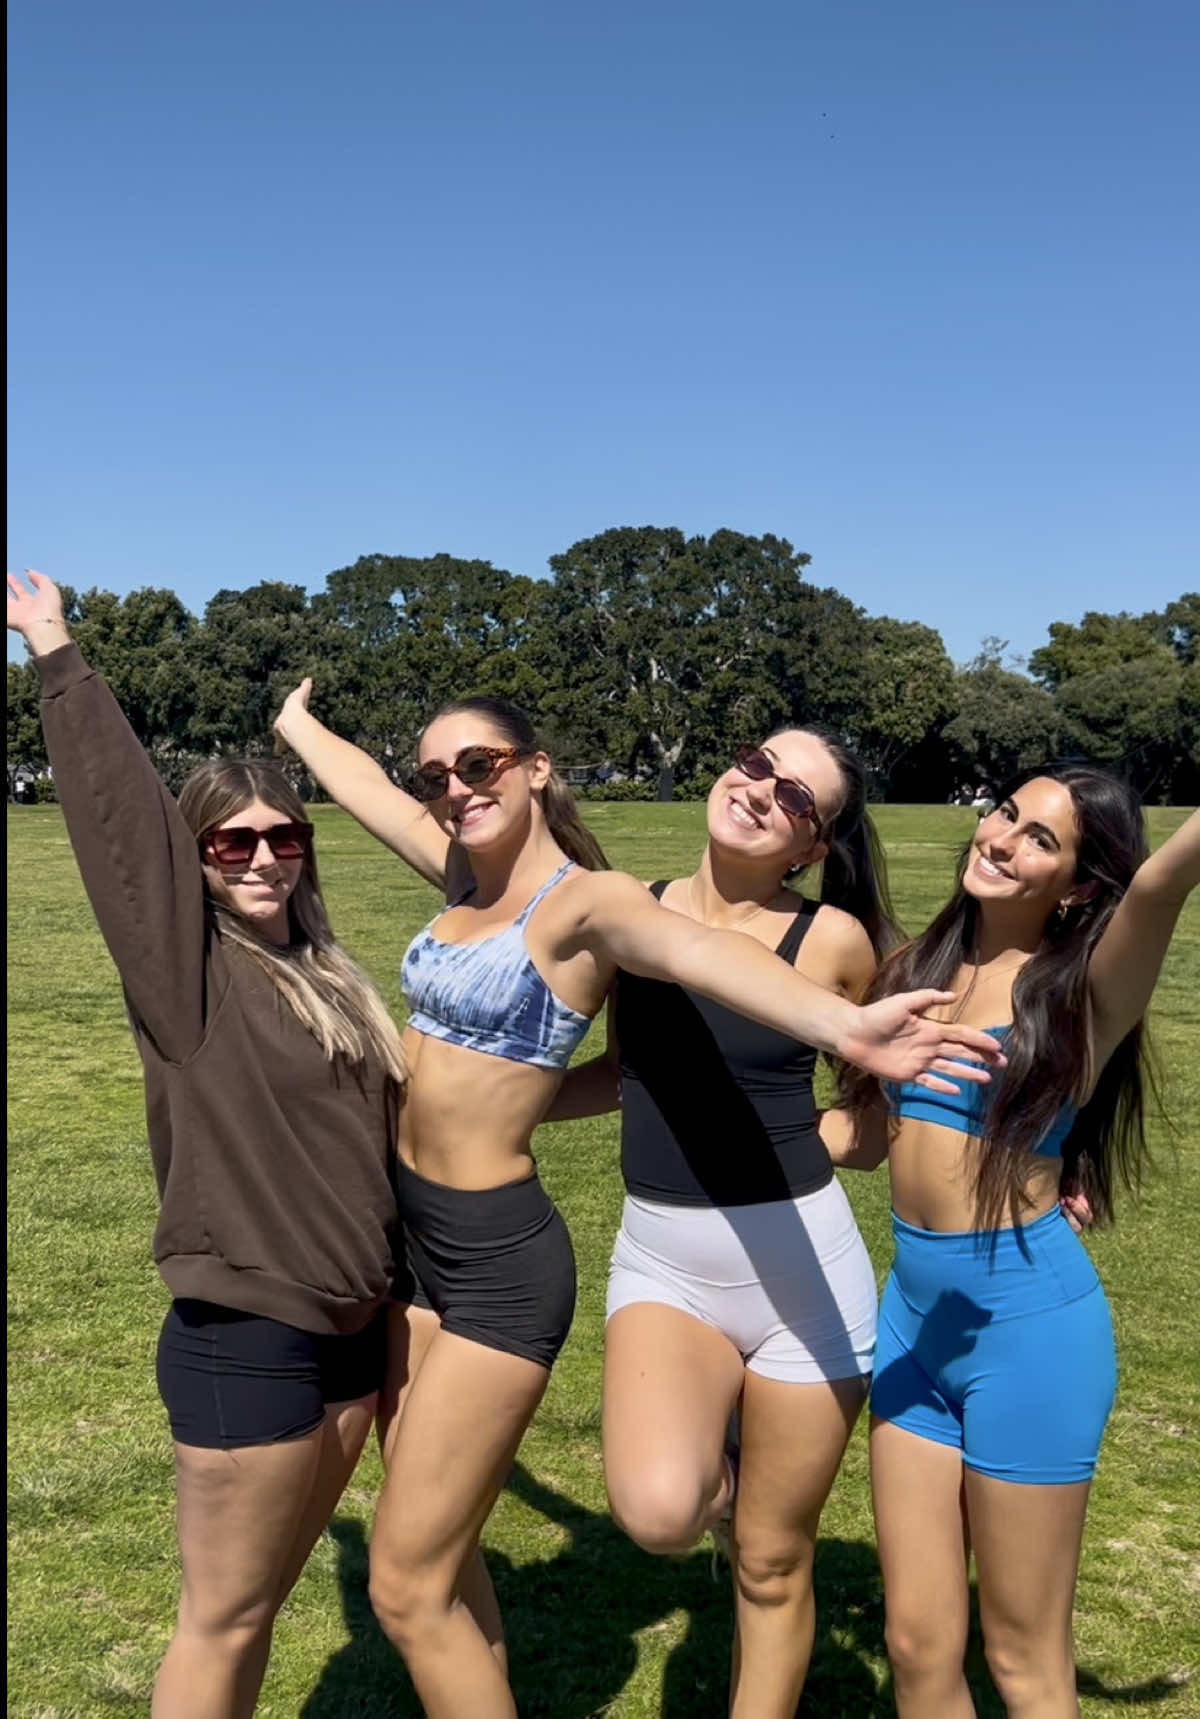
[
  {"xmin": 797, "ymin": 902, "xmax": 878, "ymax": 994},
  {"xmin": 556, "ymin": 867, "xmax": 656, "ymax": 922}
]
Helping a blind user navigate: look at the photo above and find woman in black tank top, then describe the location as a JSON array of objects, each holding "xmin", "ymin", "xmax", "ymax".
[{"xmin": 550, "ymin": 726, "xmax": 900, "ymax": 1717}]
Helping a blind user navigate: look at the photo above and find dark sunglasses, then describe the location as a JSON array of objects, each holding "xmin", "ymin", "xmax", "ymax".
[
  {"xmin": 734, "ymin": 746, "xmax": 822, "ymax": 834},
  {"xmin": 201, "ymin": 821, "xmax": 314, "ymax": 868},
  {"xmin": 408, "ymin": 745, "xmax": 530, "ymax": 804}
]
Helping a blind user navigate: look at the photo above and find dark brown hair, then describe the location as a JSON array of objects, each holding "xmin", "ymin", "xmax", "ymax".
[
  {"xmin": 839, "ymin": 763, "xmax": 1157, "ymax": 1227},
  {"xmin": 770, "ymin": 726, "xmax": 902, "ymax": 961}
]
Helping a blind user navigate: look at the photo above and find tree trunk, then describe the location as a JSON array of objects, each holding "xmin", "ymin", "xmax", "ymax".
[{"xmin": 657, "ymin": 763, "xmax": 675, "ymax": 801}]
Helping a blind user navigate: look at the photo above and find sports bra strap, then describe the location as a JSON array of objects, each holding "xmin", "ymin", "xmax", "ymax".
[{"xmin": 514, "ymin": 860, "xmax": 575, "ymax": 925}]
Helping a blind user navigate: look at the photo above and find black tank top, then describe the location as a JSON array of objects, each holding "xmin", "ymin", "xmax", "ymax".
[{"xmin": 616, "ymin": 883, "xmax": 834, "ymax": 1207}]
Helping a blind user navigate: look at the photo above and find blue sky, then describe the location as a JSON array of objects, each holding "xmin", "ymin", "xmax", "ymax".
[{"xmin": 8, "ymin": 0, "xmax": 1198, "ymax": 668}]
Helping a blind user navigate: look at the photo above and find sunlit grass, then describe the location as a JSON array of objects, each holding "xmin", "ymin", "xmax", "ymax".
[{"xmin": 7, "ymin": 802, "xmax": 1197, "ymax": 1716}]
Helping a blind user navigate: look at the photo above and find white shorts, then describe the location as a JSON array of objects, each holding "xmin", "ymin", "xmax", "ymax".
[{"xmin": 606, "ymin": 1180, "xmax": 878, "ymax": 1385}]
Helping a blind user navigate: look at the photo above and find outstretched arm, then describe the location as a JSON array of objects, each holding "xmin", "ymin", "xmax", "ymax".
[
  {"xmin": 273, "ymin": 681, "xmax": 452, "ymax": 889},
  {"xmin": 571, "ymin": 872, "xmax": 1006, "ymax": 1090},
  {"xmin": 1088, "ymin": 809, "xmax": 1200, "ymax": 1062}
]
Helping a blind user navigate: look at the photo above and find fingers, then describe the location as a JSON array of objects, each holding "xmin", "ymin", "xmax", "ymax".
[
  {"xmin": 901, "ymin": 990, "xmax": 959, "ymax": 1012},
  {"xmin": 913, "ymin": 1072, "xmax": 962, "ymax": 1095}
]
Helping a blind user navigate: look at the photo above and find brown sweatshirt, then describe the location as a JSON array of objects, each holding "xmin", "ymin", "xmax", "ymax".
[{"xmin": 37, "ymin": 642, "xmax": 400, "ymax": 1334}]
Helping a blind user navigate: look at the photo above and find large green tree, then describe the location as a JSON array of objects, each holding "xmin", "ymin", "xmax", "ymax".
[
  {"xmin": 847, "ymin": 617, "xmax": 958, "ymax": 788},
  {"xmin": 542, "ymin": 527, "xmax": 823, "ymax": 798},
  {"xmin": 942, "ymin": 642, "xmax": 1062, "ymax": 788}
]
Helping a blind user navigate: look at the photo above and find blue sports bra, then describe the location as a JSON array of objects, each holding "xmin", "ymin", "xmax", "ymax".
[
  {"xmin": 886, "ymin": 1027, "xmax": 1077, "ymax": 1158},
  {"xmin": 400, "ymin": 860, "xmax": 591, "ymax": 1071}
]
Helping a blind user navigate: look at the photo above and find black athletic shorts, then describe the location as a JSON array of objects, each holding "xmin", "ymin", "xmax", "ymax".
[
  {"xmin": 392, "ymin": 1160, "xmax": 577, "ymax": 1369},
  {"xmin": 156, "ymin": 1299, "xmax": 388, "ymax": 1450}
]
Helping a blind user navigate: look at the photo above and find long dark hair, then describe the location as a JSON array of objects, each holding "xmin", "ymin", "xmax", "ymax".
[
  {"xmin": 426, "ymin": 695, "xmax": 609, "ymax": 872},
  {"xmin": 772, "ymin": 726, "xmax": 902, "ymax": 961},
  {"xmin": 840, "ymin": 763, "xmax": 1156, "ymax": 1227}
]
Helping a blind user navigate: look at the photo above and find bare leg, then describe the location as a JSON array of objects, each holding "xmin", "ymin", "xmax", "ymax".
[
  {"xmin": 871, "ymin": 1417, "xmax": 976, "ymax": 1719},
  {"xmin": 603, "ymin": 1303, "xmax": 744, "ymax": 1552},
  {"xmin": 152, "ymin": 1397, "xmax": 372, "ymax": 1719},
  {"xmin": 967, "ymin": 1469, "xmax": 1090, "ymax": 1718},
  {"xmin": 728, "ymin": 1371, "xmax": 866, "ymax": 1719},
  {"xmin": 378, "ymin": 1302, "xmax": 506, "ymax": 1670},
  {"xmin": 369, "ymin": 1328, "xmax": 549, "ymax": 1719}
]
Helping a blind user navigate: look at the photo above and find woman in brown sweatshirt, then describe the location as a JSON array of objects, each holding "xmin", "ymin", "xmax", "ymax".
[{"xmin": 9, "ymin": 570, "xmax": 408, "ymax": 1719}]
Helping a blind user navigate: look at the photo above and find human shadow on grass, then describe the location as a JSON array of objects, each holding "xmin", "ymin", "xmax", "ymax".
[
  {"xmin": 298, "ymin": 1462, "xmax": 888, "ymax": 1717},
  {"xmin": 298, "ymin": 1461, "xmax": 1186, "ymax": 1718}
]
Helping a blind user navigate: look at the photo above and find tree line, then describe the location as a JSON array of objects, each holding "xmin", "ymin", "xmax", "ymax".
[{"xmin": 8, "ymin": 527, "xmax": 1198, "ymax": 804}]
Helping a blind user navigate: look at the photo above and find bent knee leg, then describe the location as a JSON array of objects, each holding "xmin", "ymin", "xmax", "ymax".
[{"xmin": 607, "ymin": 1461, "xmax": 718, "ymax": 1555}]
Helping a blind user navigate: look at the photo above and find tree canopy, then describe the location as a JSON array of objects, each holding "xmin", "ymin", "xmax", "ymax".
[{"xmin": 8, "ymin": 531, "xmax": 1196, "ymax": 805}]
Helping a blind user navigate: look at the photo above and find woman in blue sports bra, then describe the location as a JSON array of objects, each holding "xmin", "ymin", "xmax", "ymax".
[
  {"xmin": 273, "ymin": 679, "xmax": 1006, "ymax": 1719},
  {"xmin": 833, "ymin": 770, "xmax": 1200, "ymax": 1718}
]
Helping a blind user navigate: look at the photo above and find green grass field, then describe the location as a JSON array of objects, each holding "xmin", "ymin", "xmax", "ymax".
[{"xmin": 7, "ymin": 802, "xmax": 1199, "ymax": 1718}]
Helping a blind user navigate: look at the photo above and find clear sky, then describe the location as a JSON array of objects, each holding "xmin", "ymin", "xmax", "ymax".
[{"xmin": 8, "ymin": 0, "xmax": 1198, "ymax": 668}]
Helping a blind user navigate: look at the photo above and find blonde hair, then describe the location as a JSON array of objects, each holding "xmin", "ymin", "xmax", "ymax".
[{"xmin": 177, "ymin": 760, "xmax": 407, "ymax": 1086}]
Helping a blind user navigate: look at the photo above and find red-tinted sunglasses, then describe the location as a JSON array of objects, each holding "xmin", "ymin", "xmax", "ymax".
[
  {"xmin": 201, "ymin": 821, "xmax": 314, "ymax": 868},
  {"xmin": 733, "ymin": 747, "xmax": 822, "ymax": 835}
]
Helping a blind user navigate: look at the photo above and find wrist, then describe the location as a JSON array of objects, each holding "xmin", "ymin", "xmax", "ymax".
[
  {"xmin": 830, "ymin": 1002, "xmax": 865, "ymax": 1062},
  {"xmin": 23, "ymin": 619, "xmax": 72, "ymax": 657}
]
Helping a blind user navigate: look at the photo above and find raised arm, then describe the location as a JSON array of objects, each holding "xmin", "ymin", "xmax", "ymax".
[
  {"xmin": 571, "ymin": 872, "xmax": 1006, "ymax": 1090},
  {"xmin": 273, "ymin": 681, "xmax": 453, "ymax": 889},
  {"xmin": 7, "ymin": 570, "xmax": 208, "ymax": 1062},
  {"xmin": 1088, "ymin": 808, "xmax": 1200, "ymax": 1061}
]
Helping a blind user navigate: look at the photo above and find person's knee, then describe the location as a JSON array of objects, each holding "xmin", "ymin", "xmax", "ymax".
[
  {"xmin": 984, "ymin": 1624, "xmax": 1073, "ymax": 1706},
  {"xmin": 177, "ymin": 1587, "xmax": 276, "ymax": 1648},
  {"xmin": 885, "ymin": 1607, "xmax": 965, "ymax": 1684},
  {"xmin": 607, "ymin": 1462, "xmax": 713, "ymax": 1555},
  {"xmin": 368, "ymin": 1541, "xmax": 448, "ymax": 1647},
  {"xmin": 733, "ymin": 1534, "xmax": 814, "ymax": 1611}
]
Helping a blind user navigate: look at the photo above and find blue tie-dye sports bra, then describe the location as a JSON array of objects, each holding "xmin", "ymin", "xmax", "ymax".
[
  {"xmin": 401, "ymin": 860, "xmax": 591, "ymax": 1071},
  {"xmin": 886, "ymin": 1026, "xmax": 1076, "ymax": 1158}
]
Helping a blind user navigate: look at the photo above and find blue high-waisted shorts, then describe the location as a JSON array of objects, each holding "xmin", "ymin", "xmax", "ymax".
[{"xmin": 871, "ymin": 1206, "xmax": 1116, "ymax": 1484}]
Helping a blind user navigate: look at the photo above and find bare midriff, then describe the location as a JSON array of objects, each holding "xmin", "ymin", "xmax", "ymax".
[
  {"xmin": 398, "ymin": 1026, "xmax": 564, "ymax": 1188},
  {"xmin": 889, "ymin": 1118, "xmax": 1064, "ymax": 1233}
]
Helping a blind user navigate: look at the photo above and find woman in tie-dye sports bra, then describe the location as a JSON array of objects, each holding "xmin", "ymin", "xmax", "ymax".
[{"xmin": 273, "ymin": 680, "xmax": 1006, "ymax": 1719}]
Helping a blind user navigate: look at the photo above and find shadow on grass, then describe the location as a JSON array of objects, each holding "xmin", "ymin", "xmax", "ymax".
[{"xmin": 298, "ymin": 1462, "xmax": 1187, "ymax": 1718}]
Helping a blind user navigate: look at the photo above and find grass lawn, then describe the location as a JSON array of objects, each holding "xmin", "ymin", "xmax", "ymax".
[{"xmin": 7, "ymin": 801, "xmax": 1198, "ymax": 1717}]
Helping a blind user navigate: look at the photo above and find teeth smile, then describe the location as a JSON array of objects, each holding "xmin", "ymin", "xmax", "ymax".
[
  {"xmin": 728, "ymin": 799, "xmax": 760, "ymax": 831},
  {"xmin": 976, "ymin": 856, "xmax": 1010, "ymax": 879}
]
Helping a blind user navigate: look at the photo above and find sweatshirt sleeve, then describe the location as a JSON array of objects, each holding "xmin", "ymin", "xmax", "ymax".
[{"xmin": 37, "ymin": 642, "xmax": 210, "ymax": 1063}]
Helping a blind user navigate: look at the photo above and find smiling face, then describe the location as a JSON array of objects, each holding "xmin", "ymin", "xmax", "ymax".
[
  {"xmin": 706, "ymin": 730, "xmax": 844, "ymax": 877},
  {"xmin": 965, "ymin": 777, "xmax": 1086, "ymax": 923},
  {"xmin": 200, "ymin": 796, "xmax": 306, "ymax": 943},
  {"xmin": 416, "ymin": 712, "xmax": 550, "ymax": 852}
]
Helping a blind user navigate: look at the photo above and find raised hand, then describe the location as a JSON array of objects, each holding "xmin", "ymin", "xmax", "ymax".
[
  {"xmin": 840, "ymin": 991, "xmax": 1006, "ymax": 1092},
  {"xmin": 7, "ymin": 569, "xmax": 69, "ymax": 651},
  {"xmin": 273, "ymin": 678, "xmax": 314, "ymax": 750}
]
